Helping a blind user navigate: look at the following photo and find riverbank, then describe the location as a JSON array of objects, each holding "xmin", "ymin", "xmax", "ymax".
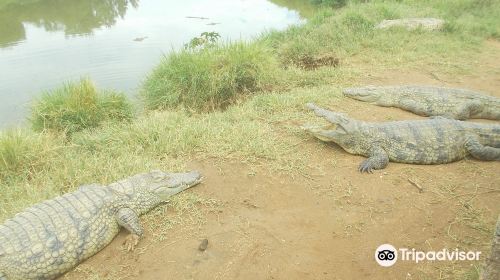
[{"xmin": 1, "ymin": 0, "xmax": 499, "ymax": 279}]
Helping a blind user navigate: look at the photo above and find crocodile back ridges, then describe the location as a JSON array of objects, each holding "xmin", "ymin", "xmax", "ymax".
[
  {"xmin": 357, "ymin": 118, "xmax": 500, "ymax": 164},
  {"xmin": 0, "ymin": 185, "xmax": 121, "ymax": 279},
  {"xmin": 387, "ymin": 85, "xmax": 497, "ymax": 101}
]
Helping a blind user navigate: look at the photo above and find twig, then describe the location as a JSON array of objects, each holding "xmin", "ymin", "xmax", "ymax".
[
  {"xmin": 298, "ymin": 171, "xmax": 317, "ymax": 181},
  {"xmin": 408, "ymin": 178, "xmax": 424, "ymax": 193},
  {"xmin": 454, "ymin": 189, "xmax": 500, "ymax": 197}
]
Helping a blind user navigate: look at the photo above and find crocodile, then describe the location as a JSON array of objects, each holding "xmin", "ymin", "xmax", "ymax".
[
  {"xmin": 303, "ymin": 103, "xmax": 500, "ymax": 173},
  {"xmin": 343, "ymin": 85, "xmax": 500, "ymax": 120},
  {"xmin": 482, "ymin": 215, "xmax": 500, "ymax": 280},
  {"xmin": 0, "ymin": 170, "xmax": 202, "ymax": 280}
]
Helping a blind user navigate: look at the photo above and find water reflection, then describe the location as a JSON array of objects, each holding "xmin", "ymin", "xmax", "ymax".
[
  {"xmin": 269, "ymin": 0, "xmax": 316, "ymax": 18},
  {"xmin": 0, "ymin": 0, "xmax": 139, "ymax": 47},
  {"xmin": 0, "ymin": 0, "xmax": 311, "ymax": 127}
]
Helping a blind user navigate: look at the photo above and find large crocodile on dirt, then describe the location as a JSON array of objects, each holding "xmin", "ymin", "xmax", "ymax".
[
  {"xmin": 0, "ymin": 170, "xmax": 202, "ymax": 280},
  {"xmin": 482, "ymin": 215, "xmax": 500, "ymax": 280},
  {"xmin": 343, "ymin": 85, "xmax": 500, "ymax": 120},
  {"xmin": 303, "ymin": 103, "xmax": 500, "ymax": 173}
]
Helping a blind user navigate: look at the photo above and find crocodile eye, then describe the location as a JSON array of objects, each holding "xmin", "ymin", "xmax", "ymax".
[
  {"xmin": 152, "ymin": 173, "xmax": 170, "ymax": 182},
  {"xmin": 335, "ymin": 125, "xmax": 348, "ymax": 134}
]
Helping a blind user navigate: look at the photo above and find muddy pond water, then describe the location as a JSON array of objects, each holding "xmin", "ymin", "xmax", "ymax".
[{"xmin": 0, "ymin": 0, "xmax": 313, "ymax": 127}]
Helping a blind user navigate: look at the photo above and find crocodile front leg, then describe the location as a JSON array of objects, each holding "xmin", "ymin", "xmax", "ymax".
[
  {"xmin": 398, "ymin": 99, "xmax": 430, "ymax": 117},
  {"xmin": 359, "ymin": 146, "xmax": 389, "ymax": 173},
  {"xmin": 465, "ymin": 137, "xmax": 500, "ymax": 161},
  {"xmin": 0, "ymin": 272, "xmax": 5, "ymax": 280},
  {"xmin": 116, "ymin": 208, "xmax": 144, "ymax": 251}
]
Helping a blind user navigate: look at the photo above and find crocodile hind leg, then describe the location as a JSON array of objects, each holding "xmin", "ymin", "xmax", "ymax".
[
  {"xmin": 359, "ymin": 146, "xmax": 389, "ymax": 173},
  {"xmin": 451, "ymin": 100, "xmax": 483, "ymax": 120},
  {"xmin": 0, "ymin": 272, "xmax": 6, "ymax": 280},
  {"xmin": 116, "ymin": 208, "xmax": 144, "ymax": 251},
  {"xmin": 465, "ymin": 137, "xmax": 500, "ymax": 161}
]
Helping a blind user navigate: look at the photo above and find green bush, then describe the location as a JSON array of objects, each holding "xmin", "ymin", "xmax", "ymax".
[
  {"xmin": 142, "ymin": 41, "xmax": 280, "ymax": 111},
  {"xmin": 30, "ymin": 78, "xmax": 133, "ymax": 134}
]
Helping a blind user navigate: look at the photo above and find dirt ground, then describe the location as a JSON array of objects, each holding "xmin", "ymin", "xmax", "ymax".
[{"xmin": 64, "ymin": 42, "xmax": 500, "ymax": 280}]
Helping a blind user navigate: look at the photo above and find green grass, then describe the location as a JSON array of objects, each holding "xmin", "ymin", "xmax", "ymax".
[
  {"xmin": 0, "ymin": 129, "xmax": 62, "ymax": 181},
  {"xmin": 142, "ymin": 41, "xmax": 280, "ymax": 111},
  {"xmin": 30, "ymin": 78, "xmax": 133, "ymax": 135},
  {"xmin": 0, "ymin": 85, "xmax": 340, "ymax": 222},
  {"xmin": 262, "ymin": 0, "xmax": 499, "ymax": 72}
]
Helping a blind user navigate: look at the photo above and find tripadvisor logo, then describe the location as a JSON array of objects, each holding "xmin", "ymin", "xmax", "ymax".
[
  {"xmin": 375, "ymin": 244, "xmax": 481, "ymax": 267},
  {"xmin": 375, "ymin": 244, "xmax": 397, "ymax": 267}
]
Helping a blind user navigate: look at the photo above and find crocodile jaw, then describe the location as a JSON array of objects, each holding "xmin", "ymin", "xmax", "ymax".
[
  {"xmin": 301, "ymin": 123, "xmax": 343, "ymax": 142},
  {"xmin": 343, "ymin": 87, "xmax": 382, "ymax": 102},
  {"xmin": 150, "ymin": 170, "xmax": 202, "ymax": 200}
]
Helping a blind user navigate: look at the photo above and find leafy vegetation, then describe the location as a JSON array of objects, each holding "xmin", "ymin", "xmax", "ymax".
[
  {"xmin": 30, "ymin": 78, "xmax": 133, "ymax": 135},
  {"xmin": 184, "ymin": 31, "xmax": 221, "ymax": 50}
]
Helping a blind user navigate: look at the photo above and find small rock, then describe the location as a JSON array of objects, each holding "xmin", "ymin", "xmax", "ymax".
[{"xmin": 198, "ymin": 238, "xmax": 209, "ymax": 251}]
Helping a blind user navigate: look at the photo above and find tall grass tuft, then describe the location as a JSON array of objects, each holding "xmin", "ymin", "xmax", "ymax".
[
  {"xmin": 0, "ymin": 129, "xmax": 61, "ymax": 181},
  {"xmin": 30, "ymin": 78, "xmax": 133, "ymax": 135},
  {"xmin": 142, "ymin": 41, "xmax": 280, "ymax": 111}
]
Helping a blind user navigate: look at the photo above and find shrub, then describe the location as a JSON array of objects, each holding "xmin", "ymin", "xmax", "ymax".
[
  {"xmin": 142, "ymin": 41, "xmax": 280, "ymax": 111},
  {"xmin": 30, "ymin": 78, "xmax": 133, "ymax": 134}
]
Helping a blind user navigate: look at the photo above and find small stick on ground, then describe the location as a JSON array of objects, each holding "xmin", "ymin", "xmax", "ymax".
[{"xmin": 408, "ymin": 178, "xmax": 424, "ymax": 193}]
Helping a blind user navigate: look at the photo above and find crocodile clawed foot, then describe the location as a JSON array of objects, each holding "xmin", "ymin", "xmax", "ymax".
[
  {"xmin": 123, "ymin": 234, "xmax": 140, "ymax": 252},
  {"xmin": 358, "ymin": 160, "xmax": 374, "ymax": 173}
]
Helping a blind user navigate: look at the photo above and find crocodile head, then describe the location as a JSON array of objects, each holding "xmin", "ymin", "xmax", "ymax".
[
  {"xmin": 343, "ymin": 86, "xmax": 382, "ymax": 103},
  {"xmin": 303, "ymin": 103, "xmax": 365, "ymax": 154},
  {"xmin": 302, "ymin": 123, "xmax": 353, "ymax": 143},
  {"xmin": 148, "ymin": 170, "xmax": 202, "ymax": 200}
]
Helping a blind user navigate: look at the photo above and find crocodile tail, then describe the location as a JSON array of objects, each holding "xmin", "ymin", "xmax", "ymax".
[{"xmin": 482, "ymin": 215, "xmax": 500, "ymax": 280}]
